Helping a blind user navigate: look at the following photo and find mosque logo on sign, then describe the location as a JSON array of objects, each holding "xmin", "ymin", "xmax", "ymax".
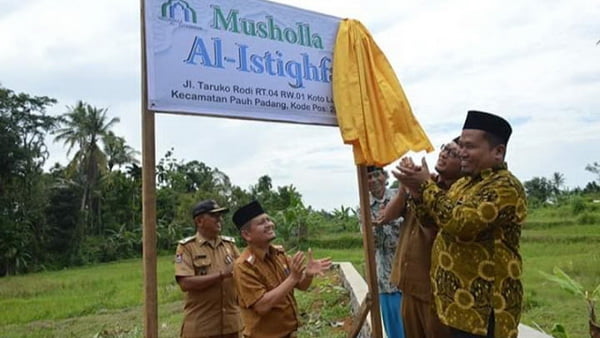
[{"xmin": 160, "ymin": 0, "xmax": 198, "ymax": 25}]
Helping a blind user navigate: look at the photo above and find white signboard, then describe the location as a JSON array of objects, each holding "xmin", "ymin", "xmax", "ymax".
[{"xmin": 144, "ymin": 0, "xmax": 341, "ymax": 126}]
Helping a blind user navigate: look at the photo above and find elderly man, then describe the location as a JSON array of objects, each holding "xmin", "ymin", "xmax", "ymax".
[
  {"xmin": 175, "ymin": 200, "xmax": 242, "ymax": 338},
  {"xmin": 377, "ymin": 138, "xmax": 462, "ymax": 338},
  {"xmin": 363, "ymin": 166, "xmax": 405, "ymax": 338},
  {"xmin": 395, "ymin": 111, "xmax": 527, "ymax": 338},
  {"xmin": 232, "ymin": 201, "xmax": 332, "ymax": 338}
]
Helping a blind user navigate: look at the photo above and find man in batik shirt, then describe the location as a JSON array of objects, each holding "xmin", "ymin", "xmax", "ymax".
[
  {"xmin": 362, "ymin": 166, "xmax": 404, "ymax": 338},
  {"xmin": 396, "ymin": 111, "xmax": 527, "ymax": 338}
]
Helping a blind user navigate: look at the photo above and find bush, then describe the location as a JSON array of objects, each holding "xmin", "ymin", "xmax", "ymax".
[
  {"xmin": 570, "ymin": 196, "xmax": 587, "ymax": 215},
  {"xmin": 577, "ymin": 212, "xmax": 599, "ymax": 225}
]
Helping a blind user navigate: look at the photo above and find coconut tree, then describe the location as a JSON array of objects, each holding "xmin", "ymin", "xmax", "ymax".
[
  {"xmin": 104, "ymin": 131, "xmax": 139, "ymax": 172},
  {"xmin": 53, "ymin": 101, "xmax": 120, "ymax": 236}
]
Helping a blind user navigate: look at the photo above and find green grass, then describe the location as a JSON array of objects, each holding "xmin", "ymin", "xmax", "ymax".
[
  {"xmin": 0, "ymin": 255, "xmax": 350, "ymax": 337},
  {"xmin": 1, "ymin": 205, "xmax": 599, "ymax": 337}
]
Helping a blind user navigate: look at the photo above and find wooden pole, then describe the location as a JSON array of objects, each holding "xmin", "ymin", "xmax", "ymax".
[
  {"xmin": 356, "ymin": 165, "xmax": 383, "ymax": 338},
  {"xmin": 348, "ymin": 293, "xmax": 373, "ymax": 338},
  {"xmin": 140, "ymin": 0, "xmax": 158, "ymax": 337}
]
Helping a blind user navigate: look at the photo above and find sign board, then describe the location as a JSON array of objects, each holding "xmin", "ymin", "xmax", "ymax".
[{"xmin": 144, "ymin": 0, "xmax": 341, "ymax": 125}]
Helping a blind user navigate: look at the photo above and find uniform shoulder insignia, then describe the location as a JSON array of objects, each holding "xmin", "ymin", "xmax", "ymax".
[
  {"xmin": 239, "ymin": 250, "xmax": 255, "ymax": 265},
  {"xmin": 178, "ymin": 235, "xmax": 196, "ymax": 245},
  {"xmin": 221, "ymin": 235, "xmax": 236, "ymax": 243}
]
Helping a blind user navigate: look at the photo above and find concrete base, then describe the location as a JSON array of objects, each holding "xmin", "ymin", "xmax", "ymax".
[{"xmin": 336, "ymin": 262, "xmax": 551, "ymax": 338}]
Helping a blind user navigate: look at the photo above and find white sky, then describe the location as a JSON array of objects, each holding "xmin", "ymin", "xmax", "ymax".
[{"xmin": 1, "ymin": 0, "xmax": 599, "ymax": 211}]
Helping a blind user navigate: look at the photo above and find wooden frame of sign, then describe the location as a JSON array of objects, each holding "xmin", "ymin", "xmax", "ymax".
[{"xmin": 139, "ymin": 1, "xmax": 383, "ymax": 337}]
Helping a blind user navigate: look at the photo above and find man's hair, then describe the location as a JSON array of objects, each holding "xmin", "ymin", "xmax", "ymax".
[
  {"xmin": 240, "ymin": 221, "xmax": 251, "ymax": 232},
  {"xmin": 452, "ymin": 136, "xmax": 460, "ymax": 144},
  {"xmin": 482, "ymin": 131, "xmax": 506, "ymax": 148}
]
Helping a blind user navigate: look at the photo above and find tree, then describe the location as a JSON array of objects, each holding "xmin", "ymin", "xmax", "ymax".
[
  {"xmin": 586, "ymin": 162, "xmax": 600, "ymax": 183},
  {"xmin": 104, "ymin": 131, "xmax": 139, "ymax": 172},
  {"xmin": 0, "ymin": 86, "xmax": 57, "ymax": 275},
  {"xmin": 523, "ymin": 177, "xmax": 554, "ymax": 205},
  {"xmin": 53, "ymin": 101, "xmax": 120, "ymax": 237},
  {"xmin": 552, "ymin": 172, "xmax": 565, "ymax": 195}
]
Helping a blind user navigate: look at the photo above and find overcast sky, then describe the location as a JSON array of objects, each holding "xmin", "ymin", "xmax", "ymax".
[{"xmin": 1, "ymin": 0, "xmax": 599, "ymax": 211}]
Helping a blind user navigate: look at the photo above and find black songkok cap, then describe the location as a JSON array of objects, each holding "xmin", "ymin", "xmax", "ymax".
[
  {"xmin": 366, "ymin": 166, "xmax": 384, "ymax": 173},
  {"xmin": 462, "ymin": 110, "xmax": 512, "ymax": 144},
  {"xmin": 233, "ymin": 201, "xmax": 265, "ymax": 229},
  {"xmin": 191, "ymin": 200, "xmax": 228, "ymax": 219}
]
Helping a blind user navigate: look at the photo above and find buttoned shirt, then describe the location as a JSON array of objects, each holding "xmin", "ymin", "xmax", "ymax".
[
  {"xmin": 175, "ymin": 233, "xmax": 242, "ymax": 337},
  {"xmin": 391, "ymin": 180, "xmax": 451, "ymax": 302},
  {"xmin": 234, "ymin": 245, "xmax": 298, "ymax": 338},
  {"xmin": 415, "ymin": 164, "xmax": 527, "ymax": 337},
  {"xmin": 363, "ymin": 187, "xmax": 402, "ymax": 294}
]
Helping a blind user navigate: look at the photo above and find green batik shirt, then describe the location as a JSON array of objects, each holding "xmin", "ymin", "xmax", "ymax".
[{"xmin": 415, "ymin": 163, "xmax": 527, "ymax": 338}]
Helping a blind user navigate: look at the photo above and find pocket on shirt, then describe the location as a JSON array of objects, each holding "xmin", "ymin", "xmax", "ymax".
[{"xmin": 193, "ymin": 257, "xmax": 211, "ymax": 276}]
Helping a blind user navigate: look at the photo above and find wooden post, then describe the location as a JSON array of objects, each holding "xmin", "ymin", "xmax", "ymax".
[
  {"xmin": 356, "ymin": 165, "xmax": 383, "ymax": 338},
  {"xmin": 140, "ymin": 0, "xmax": 158, "ymax": 337},
  {"xmin": 348, "ymin": 293, "xmax": 373, "ymax": 338}
]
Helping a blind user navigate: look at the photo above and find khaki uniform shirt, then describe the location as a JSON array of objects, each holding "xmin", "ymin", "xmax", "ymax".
[
  {"xmin": 175, "ymin": 233, "xmax": 242, "ymax": 337},
  {"xmin": 233, "ymin": 245, "xmax": 298, "ymax": 338},
  {"xmin": 391, "ymin": 180, "xmax": 451, "ymax": 302},
  {"xmin": 416, "ymin": 164, "xmax": 527, "ymax": 337},
  {"xmin": 391, "ymin": 205, "xmax": 438, "ymax": 302}
]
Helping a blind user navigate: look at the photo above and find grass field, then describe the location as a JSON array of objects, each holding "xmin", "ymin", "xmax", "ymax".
[
  {"xmin": 1, "ymin": 202, "xmax": 599, "ymax": 337},
  {"xmin": 0, "ymin": 255, "xmax": 350, "ymax": 338}
]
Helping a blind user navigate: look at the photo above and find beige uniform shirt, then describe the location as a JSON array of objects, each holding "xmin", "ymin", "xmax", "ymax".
[
  {"xmin": 175, "ymin": 233, "xmax": 242, "ymax": 337},
  {"xmin": 233, "ymin": 245, "xmax": 298, "ymax": 338}
]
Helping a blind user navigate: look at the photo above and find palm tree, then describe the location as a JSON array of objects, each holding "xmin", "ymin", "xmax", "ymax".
[
  {"xmin": 552, "ymin": 172, "xmax": 565, "ymax": 199},
  {"xmin": 53, "ymin": 101, "xmax": 120, "ymax": 235},
  {"xmin": 104, "ymin": 131, "xmax": 139, "ymax": 172}
]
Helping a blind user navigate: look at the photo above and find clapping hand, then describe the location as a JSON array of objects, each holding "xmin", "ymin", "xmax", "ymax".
[
  {"xmin": 393, "ymin": 157, "xmax": 431, "ymax": 198},
  {"xmin": 289, "ymin": 251, "xmax": 306, "ymax": 282},
  {"xmin": 305, "ymin": 248, "xmax": 332, "ymax": 277}
]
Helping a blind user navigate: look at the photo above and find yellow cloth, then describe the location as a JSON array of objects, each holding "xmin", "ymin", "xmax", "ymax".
[{"xmin": 333, "ymin": 19, "xmax": 433, "ymax": 166}]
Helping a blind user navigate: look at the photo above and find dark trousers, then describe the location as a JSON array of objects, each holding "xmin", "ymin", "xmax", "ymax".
[{"xmin": 449, "ymin": 312, "xmax": 495, "ymax": 338}]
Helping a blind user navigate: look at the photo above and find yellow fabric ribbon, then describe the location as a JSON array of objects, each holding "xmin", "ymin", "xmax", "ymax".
[{"xmin": 333, "ymin": 19, "xmax": 433, "ymax": 166}]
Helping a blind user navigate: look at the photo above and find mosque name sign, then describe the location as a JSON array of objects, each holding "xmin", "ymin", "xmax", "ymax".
[{"xmin": 144, "ymin": 0, "xmax": 341, "ymax": 126}]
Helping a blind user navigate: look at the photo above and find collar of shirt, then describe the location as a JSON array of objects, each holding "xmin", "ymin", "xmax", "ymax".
[
  {"xmin": 249, "ymin": 245, "xmax": 276, "ymax": 261},
  {"xmin": 370, "ymin": 188, "xmax": 396, "ymax": 207},
  {"xmin": 196, "ymin": 232, "xmax": 222, "ymax": 248},
  {"xmin": 468, "ymin": 162, "xmax": 508, "ymax": 181}
]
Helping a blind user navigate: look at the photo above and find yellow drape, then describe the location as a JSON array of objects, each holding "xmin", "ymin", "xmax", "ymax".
[{"xmin": 333, "ymin": 19, "xmax": 433, "ymax": 166}]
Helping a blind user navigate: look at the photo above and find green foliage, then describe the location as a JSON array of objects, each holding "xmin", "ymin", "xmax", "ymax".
[
  {"xmin": 571, "ymin": 195, "xmax": 587, "ymax": 214},
  {"xmin": 550, "ymin": 323, "xmax": 569, "ymax": 338},
  {"xmin": 586, "ymin": 162, "xmax": 600, "ymax": 183},
  {"xmin": 577, "ymin": 212, "xmax": 599, "ymax": 225},
  {"xmin": 0, "ymin": 85, "xmax": 57, "ymax": 275},
  {"xmin": 0, "ymin": 254, "xmax": 350, "ymax": 337}
]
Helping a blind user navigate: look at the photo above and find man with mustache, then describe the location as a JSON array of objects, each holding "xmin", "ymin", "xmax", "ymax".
[
  {"xmin": 175, "ymin": 199, "xmax": 242, "ymax": 338},
  {"xmin": 232, "ymin": 201, "xmax": 332, "ymax": 338},
  {"xmin": 377, "ymin": 138, "xmax": 462, "ymax": 338},
  {"xmin": 395, "ymin": 111, "xmax": 527, "ymax": 338},
  {"xmin": 363, "ymin": 166, "xmax": 405, "ymax": 338}
]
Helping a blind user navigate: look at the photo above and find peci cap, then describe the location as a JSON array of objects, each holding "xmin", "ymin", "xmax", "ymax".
[
  {"xmin": 191, "ymin": 200, "xmax": 228, "ymax": 219},
  {"xmin": 233, "ymin": 201, "xmax": 265, "ymax": 229},
  {"xmin": 463, "ymin": 110, "xmax": 512, "ymax": 144}
]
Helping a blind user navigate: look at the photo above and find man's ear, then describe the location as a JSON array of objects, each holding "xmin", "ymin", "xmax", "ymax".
[
  {"xmin": 240, "ymin": 228, "xmax": 251, "ymax": 242},
  {"xmin": 494, "ymin": 144, "xmax": 506, "ymax": 161}
]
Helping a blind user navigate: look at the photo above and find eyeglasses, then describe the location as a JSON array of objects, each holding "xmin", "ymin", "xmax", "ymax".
[{"xmin": 440, "ymin": 144, "xmax": 460, "ymax": 159}]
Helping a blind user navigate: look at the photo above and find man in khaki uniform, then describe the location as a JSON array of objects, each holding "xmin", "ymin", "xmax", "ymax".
[
  {"xmin": 378, "ymin": 139, "xmax": 462, "ymax": 338},
  {"xmin": 232, "ymin": 201, "xmax": 332, "ymax": 338},
  {"xmin": 175, "ymin": 200, "xmax": 243, "ymax": 338}
]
